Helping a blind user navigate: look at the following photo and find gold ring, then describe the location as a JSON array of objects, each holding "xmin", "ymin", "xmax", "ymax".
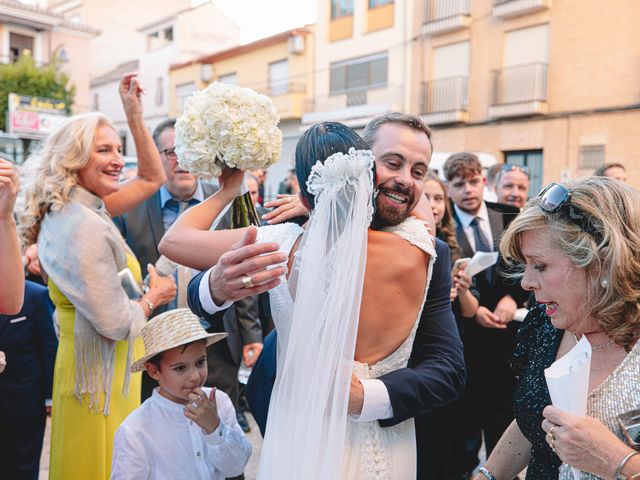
[
  {"xmin": 242, "ymin": 275, "xmax": 254, "ymax": 289},
  {"xmin": 548, "ymin": 426, "xmax": 557, "ymax": 452}
]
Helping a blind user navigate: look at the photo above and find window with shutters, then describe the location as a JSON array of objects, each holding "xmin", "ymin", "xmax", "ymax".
[
  {"xmin": 329, "ymin": 53, "xmax": 388, "ymax": 95},
  {"xmin": 579, "ymin": 145, "xmax": 605, "ymax": 170},
  {"xmin": 331, "ymin": 0, "xmax": 354, "ymax": 19}
]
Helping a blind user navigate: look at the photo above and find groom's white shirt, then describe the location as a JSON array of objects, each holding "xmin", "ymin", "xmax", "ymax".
[{"xmin": 198, "ymin": 269, "xmax": 394, "ymax": 421}]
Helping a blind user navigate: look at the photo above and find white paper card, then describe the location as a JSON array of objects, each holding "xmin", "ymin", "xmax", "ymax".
[
  {"xmin": 544, "ymin": 335, "xmax": 592, "ymax": 480},
  {"xmin": 513, "ymin": 308, "xmax": 529, "ymax": 322},
  {"xmin": 464, "ymin": 251, "xmax": 499, "ymax": 278}
]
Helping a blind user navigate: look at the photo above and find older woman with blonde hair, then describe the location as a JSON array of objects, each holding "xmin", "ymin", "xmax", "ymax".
[
  {"xmin": 474, "ymin": 176, "xmax": 640, "ymax": 480},
  {"xmin": 20, "ymin": 74, "xmax": 176, "ymax": 480}
]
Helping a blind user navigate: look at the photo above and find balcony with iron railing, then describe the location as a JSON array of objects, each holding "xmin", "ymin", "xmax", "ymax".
[
  {"xmin": 422, "ymin": 0, "xmax": 471, "ymax": 36},
  {"xmin": 489, "ymin": 63, "xmax": 548, "ymax": 118},
  {"xmin": 420, "ymin": 76, "xmax": 468, "ymax": 124},
  {"xmin": 492, "ymin": 0, "xmax": 551, "ymax": 19},
  {"xmin": 302, "ymin": 84, "xmax": 404, "ymax": 128},
  {"xmin": 262, "ymin": 82, "xmax": 310, "ymax": 120}
]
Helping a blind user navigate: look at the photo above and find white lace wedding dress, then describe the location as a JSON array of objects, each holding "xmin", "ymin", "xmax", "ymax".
[{"xmin": 256, "ymin": 216, "xmax": 435, "ymax": 479}]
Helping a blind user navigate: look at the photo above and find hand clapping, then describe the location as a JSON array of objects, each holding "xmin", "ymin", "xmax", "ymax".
[
  {"xmin": 184, "ymin": 387, "xmax": 220, "ymax": 434},
  {"xmin": 0, "ymin": 158, "xmax": 19, "ymax": 220}
]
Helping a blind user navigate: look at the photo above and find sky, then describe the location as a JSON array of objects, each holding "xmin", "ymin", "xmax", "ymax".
[{"xmin": 199, "ymin": 0, "xmax": 317, "ymax": 44}]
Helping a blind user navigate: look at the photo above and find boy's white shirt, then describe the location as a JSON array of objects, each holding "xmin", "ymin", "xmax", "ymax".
[{"xmin": 111, "ymin": 387, "xmax": 251, "ymax": 480}]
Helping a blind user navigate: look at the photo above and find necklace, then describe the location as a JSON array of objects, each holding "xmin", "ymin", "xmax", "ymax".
[{"xmin": 572, "ymin": 332, "xmax": 615, "ymax": 350}]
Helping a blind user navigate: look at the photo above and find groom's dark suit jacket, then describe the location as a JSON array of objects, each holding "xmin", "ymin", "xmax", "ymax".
[{"xmin": 188, "ymin": 237, "xmax": 465, "ymax": 423}]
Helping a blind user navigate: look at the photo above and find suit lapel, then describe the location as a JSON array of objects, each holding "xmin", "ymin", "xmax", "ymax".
[
  {"xmin": 487, "ymin": 204, "xmax": 505, "ymax": 249},
  {"xmin": 147, "ymin": 191, "xmax": 164, "ymax": 247},
  {"xmin": 451, "ymin": 202, "xmax": 474, "ymax": 258}
]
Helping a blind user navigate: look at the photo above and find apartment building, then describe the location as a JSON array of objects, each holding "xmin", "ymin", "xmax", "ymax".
[
  {"xmin": 0, "ymin": 0, "xmax": 98, "ymax": 161},
  {"xmin": 0, "ymin": 0, "xmax": 98, "ymax": 111},
  {"xmin": 169, "ymin": 27, "xmax": 315, "ymax": 200},
  {"xmin": 48, "ymin": 0, "xmax": 192, "ymax": 79},
  {"xmin": 417, "ymin": 0, "xmax": 640, "ymax": 191},
  {"xmin": 89, "ymin": 2, "xmax": 239, "ymax": 156},
  {"xmin": 303, "ymin": 0, "xmax": 415, "ymax": 129}
]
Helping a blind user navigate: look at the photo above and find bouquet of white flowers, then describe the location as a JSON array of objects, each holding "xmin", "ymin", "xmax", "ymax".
[{"xmin": 175, "ymin": 81, "xmax": 283, "ymax": 226}]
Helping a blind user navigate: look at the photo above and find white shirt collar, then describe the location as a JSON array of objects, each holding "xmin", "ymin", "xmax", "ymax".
[
  {"xmin": 160, "ymin": 182, "xmax": 204, "ymax": 209},
  {"xmin": 454, "ymin": 201, "xmax": 490, "ymax": 228},
  {"xmin": 150, "ymin": 387, "xmax": 187, "ymax": 414}
]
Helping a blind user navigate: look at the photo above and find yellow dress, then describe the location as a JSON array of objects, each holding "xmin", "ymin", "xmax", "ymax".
[{"xmin": 48, "ymin": 254, "xmax": 144, "ymax": 480}]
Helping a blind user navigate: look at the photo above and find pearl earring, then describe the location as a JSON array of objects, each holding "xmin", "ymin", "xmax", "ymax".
[{"xmin": 601, "ymin": 278, "xmax": 609, "ymax": 289}]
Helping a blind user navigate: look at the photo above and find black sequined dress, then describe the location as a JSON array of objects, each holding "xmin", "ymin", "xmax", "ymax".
[{"xmin": 511, "ymin": 304, "xmax": 563, "ymax": 479}]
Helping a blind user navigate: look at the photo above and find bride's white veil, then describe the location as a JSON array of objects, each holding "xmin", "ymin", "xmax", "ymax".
[{"xmin": 258, "ymin": 148, "xmax": 375, "ymax": 479}]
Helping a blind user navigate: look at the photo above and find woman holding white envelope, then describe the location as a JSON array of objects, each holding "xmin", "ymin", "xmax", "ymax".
[{"xmin": 473, "ymin": 176, "xmax": 640, "ymax": 480}]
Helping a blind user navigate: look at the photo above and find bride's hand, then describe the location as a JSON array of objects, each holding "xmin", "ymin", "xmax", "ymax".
[{"xmin": 218, "ymin": 167, "xmax": 245, "ymax": 196}]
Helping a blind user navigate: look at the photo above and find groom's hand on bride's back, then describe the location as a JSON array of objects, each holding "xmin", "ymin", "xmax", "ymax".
[
  {"xmin": 348, "ymin": 374, "xmax": 364, "ymax": 415},
  {"xmin": 209, "ymin": 226, "xmax": 288, "ymax": 304}
]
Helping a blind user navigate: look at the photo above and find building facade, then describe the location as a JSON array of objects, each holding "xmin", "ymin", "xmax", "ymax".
[
  {"xmin": 89, "ymin": 2, "xmax": 239, "ymax": 157},
  {"xmin": 417, "ymin": 0, "xmax": 640, "ymax": 191},
  {"xmin": 169, "ymin": 27, "xmax": 315, "ymax": 200},
  {"xmin": 303, "ymin": 0, "xmax": 413, "ymax": 129},
  {"xmin": 0, "ymin": 0, "xmax": 99, "ymax": 161}
]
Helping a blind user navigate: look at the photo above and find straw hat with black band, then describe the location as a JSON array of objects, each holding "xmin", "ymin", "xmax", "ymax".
[{"xmin": 131, "ymin": 308, "xmax": 227, "ymax": 373}]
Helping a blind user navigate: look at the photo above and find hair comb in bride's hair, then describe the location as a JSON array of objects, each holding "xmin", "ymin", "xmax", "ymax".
[{"xmin": 306, "ymin": 148, "xmax": 375, "ymax": 196}]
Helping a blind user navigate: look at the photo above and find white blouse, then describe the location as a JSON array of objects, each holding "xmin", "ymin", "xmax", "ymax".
[{"xmin": 111, "ymin": 388, "xmax": 252, "ymax": 480}]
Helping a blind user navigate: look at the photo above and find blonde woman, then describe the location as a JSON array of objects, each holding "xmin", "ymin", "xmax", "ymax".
[
  {"xmin": 20, "ymin": 74, "xmax": 176, "ymax": 480},
  {"xmin": 474, "ymin": 177, "xmax": 640, "ymax": 480}
]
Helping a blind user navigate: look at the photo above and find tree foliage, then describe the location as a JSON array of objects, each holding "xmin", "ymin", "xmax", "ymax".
[{"xmin": 0, "ymin": 54, "xmax": 75, "ymax": 132}]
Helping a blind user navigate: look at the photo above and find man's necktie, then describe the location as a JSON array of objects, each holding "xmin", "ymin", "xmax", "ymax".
[{"xmin": 470, "ymin": 216, "xmax": 494, "ymax": 283}]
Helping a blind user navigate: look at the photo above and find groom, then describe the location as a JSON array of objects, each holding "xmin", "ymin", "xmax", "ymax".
[{"xmin": 187, "ymin": 113, "xmax": 466, "ymax": 478}]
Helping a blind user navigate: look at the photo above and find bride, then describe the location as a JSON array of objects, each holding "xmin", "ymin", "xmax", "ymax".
[{"xmin": 160, "ymin": 122, "xmax": 435, "ymax": 479}]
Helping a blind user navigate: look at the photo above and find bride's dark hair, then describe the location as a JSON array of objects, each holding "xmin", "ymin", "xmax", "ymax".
[{"xmin": 295, "ymin": 122, "xmax": 370, "ymax": 208}]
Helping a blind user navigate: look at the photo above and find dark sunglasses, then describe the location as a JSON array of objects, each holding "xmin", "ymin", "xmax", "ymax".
[
  {"xmin": 538, "ymin": 183, "xmax": 602, "ymax": 242},
  {"xmin": 501, "ymin": 164, "xmax": 530, "ymax": 177}
]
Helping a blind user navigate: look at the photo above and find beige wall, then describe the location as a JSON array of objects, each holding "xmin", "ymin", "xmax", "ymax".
[
  {"xmin": 431, "ymin": 110, "xmax": 640, "ymax": 189},
  {"xmin": 50, "ymin": 29, "xmax": 92, "ymax": 112}
]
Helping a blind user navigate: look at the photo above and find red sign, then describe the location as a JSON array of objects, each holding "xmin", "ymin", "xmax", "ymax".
[{"xmin": 10, "ymin": 111, "xmax": 39, "ymax": 132}]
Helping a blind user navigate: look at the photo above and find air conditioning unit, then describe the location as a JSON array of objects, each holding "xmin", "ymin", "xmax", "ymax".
[
  {"xmin": 288, "ymin": 35, "xmax": 305, "ymax": 55},
  {"xmin": 200, "ymin": 64, "xmax": 214, "ymax": 83}
]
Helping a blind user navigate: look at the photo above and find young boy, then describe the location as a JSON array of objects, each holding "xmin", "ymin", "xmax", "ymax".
[{"xmin": 111, "ymin": 309, "xmax": 252, "ymax": 479}]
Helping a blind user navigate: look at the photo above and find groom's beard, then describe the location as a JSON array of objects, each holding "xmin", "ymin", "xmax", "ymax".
[{"xmin": 370, "ymin": 182, "xmax": 415, "ymax": 230}]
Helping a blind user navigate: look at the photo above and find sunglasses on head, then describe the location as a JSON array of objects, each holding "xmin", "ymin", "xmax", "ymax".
[
  {"xmin": 501, "ymin": 164, "xmax": 530, "ymax": 178},
  {"xmin": 538, "ymin": 183, "xmax": 602, "ymax": 242}
]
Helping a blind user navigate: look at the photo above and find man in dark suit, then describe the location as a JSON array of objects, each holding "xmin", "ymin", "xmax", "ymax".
[
  {"xmin": 187, "ymin": 113, "xmax": 467, "ymax": 479},
  {"xmin": 443, "ymin": 152, "xmax": 527, "ymax": 475},
  {"xmin": 113, "ymin": 119, "xmax": 263, "ymax": 416},
  {"xmin": 0, "ymin": 280, "xmax": 56, "ymax": 480}
]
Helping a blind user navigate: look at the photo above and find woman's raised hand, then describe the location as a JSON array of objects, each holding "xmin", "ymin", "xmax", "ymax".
[
  {"xmin": 218, "ymin": 167, "xmax": 246, "ymax": 196},
  {"xmin": 118, "ymin": 72, "xmax": 146, "ymax": 119},
  {"xmin": 0, "ymin": 158, "xmax": 19, "ymax": 220}
]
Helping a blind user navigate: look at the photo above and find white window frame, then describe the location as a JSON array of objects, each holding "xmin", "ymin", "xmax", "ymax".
[{"xmin": 2, "ymin": 25, "xmax": 43, "ymax": 64}]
